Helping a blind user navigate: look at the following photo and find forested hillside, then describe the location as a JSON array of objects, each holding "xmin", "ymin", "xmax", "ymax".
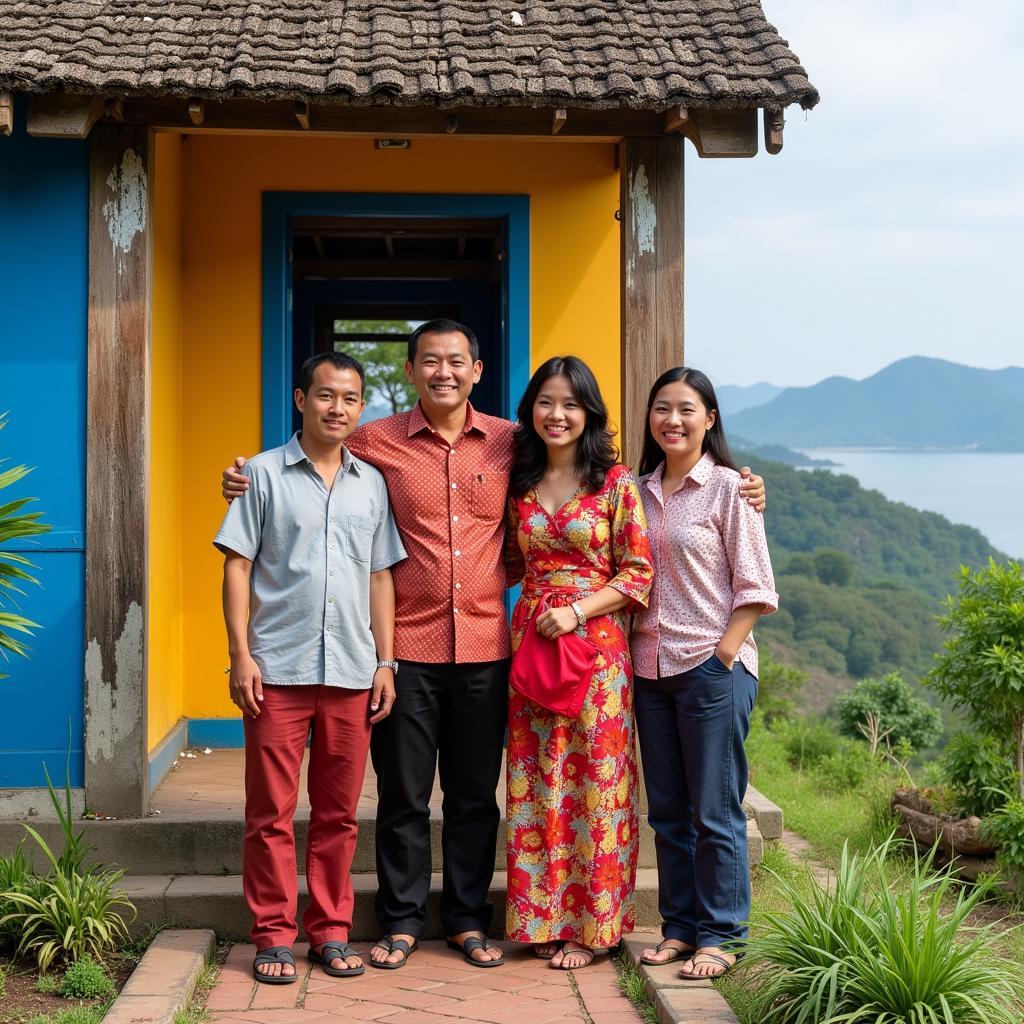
[{"xmin": 739, "ymin": 451, "xmax": 1012, "ymax": 685}]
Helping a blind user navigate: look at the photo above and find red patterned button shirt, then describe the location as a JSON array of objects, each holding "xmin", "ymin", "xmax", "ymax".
[{"xmin": 346, "ymin": 402, "xmax": 515, "ymax": 664}]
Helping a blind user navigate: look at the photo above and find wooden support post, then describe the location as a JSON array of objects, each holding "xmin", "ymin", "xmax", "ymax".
[
  {"xmin": 294, "ymin": 100, "xmax": 310, "ymax": 130},
  {"xmin": 84, "ymin": 125, "xmax": 150, "ymax": 817},
  {"xmin": 105, "ymin": 97, "xmax": 125, "ymax": 123},
  {"xmin": 552, "ymin": 108, "xmax": 567, "ymax": 135},
  {"xmin": 188, "ymin": 98, "xmax": 205, "ymax": 125},
  {"xmin": 26, "ymin": 93, "xmax": 104, "ymax": 138},
  {"xmin": 0, "ymin": 91, "xmax": 13, "ymax": 136},
  {"xmin": 619, "ymin": 136, "xmax": 684, "ymax": 470}
]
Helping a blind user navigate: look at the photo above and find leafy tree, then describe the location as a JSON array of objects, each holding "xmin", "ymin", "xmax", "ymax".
[
  {"xmin": 814, "ymin": 548, "xmax": 854, "ymax": 586},
  {"xmin": 0, "ymin": 413, "xmax": 50, "ymax": 675},
  {"xmin": 785, "ymin": 552, "xmax": 816, "ymax": 577},
  {"xmin": 334, "ymin": 320, "xmax": 418, "ymax": 414},
  {"xmin": 927, "ymin": 560, "xmax": 1024, "ymax": 798},
  {"xmin": 757, "ymin": 650, "xmax": 807, "ymax": 724},
  {"xmin": 836, "ymin": 671, "xmax": 941, "ymax": 752}
]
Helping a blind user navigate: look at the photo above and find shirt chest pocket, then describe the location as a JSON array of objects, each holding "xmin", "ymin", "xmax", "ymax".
[
  {"xmin": 470, "ymin": 472, "xmax": 506, "ymax": 523},
  {"xmin": 343, "ymin": 514, "xmax": 375, "ymax": 563}
]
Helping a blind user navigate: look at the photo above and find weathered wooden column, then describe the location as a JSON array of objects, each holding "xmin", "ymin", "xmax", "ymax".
[
  {"xmin": 84, "ymin": 125, "xmax": 150, "ymax": 817},
  {"xmin": 619, "ymin": 136, "xmax": 685, "ymax": 470}
]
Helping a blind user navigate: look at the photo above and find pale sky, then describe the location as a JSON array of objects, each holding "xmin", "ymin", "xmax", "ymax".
[{"xmin": 685, "ymin": 0, "xmax": 1024, "ymax": 387}]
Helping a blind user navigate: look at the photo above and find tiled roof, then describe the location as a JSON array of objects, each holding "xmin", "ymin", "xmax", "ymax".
[{"xmin": 0, "ymin": 1, "xmax": 818, "ymax": 110}]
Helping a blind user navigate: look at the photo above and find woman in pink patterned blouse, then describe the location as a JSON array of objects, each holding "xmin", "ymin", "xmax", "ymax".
[{"xmin": 630, "ymin": 367, "xmax": 778, "ymax": 981}]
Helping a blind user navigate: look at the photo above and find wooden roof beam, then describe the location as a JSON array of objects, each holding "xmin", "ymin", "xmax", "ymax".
[
  {"xmin": 294, "ymin": 100, "xmax": 310, "ymax": 130},
  {"xmin": 764, "ymin": 108, "xmax": 784, "ymax": 155},
  {"xmin": 663, "ymin": 105, "xmax": 758, "ymax": 158},
  {"xmin": 552, "ymin": 108, "xmax": 567, "ymax": 134},
  {"xmin": 0, "ymin": 91, "xmax": 13, "ymax": 136},
  {"xmin": 26, "ymin": 93, "xmax": 104, "ymax": 138},
  {"xmin": 189, "ymin": 98, "xmax": 205, "ymax": 125}
]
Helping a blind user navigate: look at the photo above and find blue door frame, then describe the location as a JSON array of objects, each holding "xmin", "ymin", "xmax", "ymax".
[{"xmin": 260, "ymin": 192, "xmax": 530, "ymax": 449}]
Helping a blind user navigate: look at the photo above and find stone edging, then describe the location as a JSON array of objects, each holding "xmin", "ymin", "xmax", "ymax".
[
  {"xmin": 622, "ymin": 936, "xmax": 740, "ymax": 1024},
  {"xmin": 104, "ymin": 928, "xmax": 215, "ymax": 1024}
]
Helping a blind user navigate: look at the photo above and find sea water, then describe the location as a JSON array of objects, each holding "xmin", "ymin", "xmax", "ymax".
[{"xmin": 796, "ymin": 450, "xmax": 1024, "ymax": 560}]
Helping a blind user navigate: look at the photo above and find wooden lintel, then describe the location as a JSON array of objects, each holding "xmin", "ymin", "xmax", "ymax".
[
  {"xmin": 685, "ymin": 108, "xmax": 758, "ymax": 158},
  {"xmin": 552, "ymin": 108, "xmax": 567, "ymax": 135},
  {"xmin": 0, "ymin": 91, "xmax": 13, "ymax": 136},
  {"xmin": 294, "ymin": 100, "xmax": 310, "ymax": 130},
  {"xmin": 662, "ymin": 105, "xmax": 690, "ymax": 134},
  {"xmin": 26, "ymin": 93, "xmax": 104, "ymax": 138},
  {"xmin": 295, "ymin": 257, "xmax": 491, "ymax": 280},
  {"xmin": 188, "ymin": 98, "xmax": 205, "ymax": 125},
  {"xmin": 764, "ymin": 108, "xmax": 784, "ymax": 155},
  {"xmin": 105, "ymin": 97, "xmax": 125, "ymax": 123}
]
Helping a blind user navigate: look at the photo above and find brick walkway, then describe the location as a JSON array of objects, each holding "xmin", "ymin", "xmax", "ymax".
[{"xmin": 207, "ymin": 940, "xmax": 644, "ymax": 1024}]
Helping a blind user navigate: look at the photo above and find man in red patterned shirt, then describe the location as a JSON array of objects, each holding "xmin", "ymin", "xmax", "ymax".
[{"xmin": 224, "ymin": 320, "xmax": 765, "ymax": 969}]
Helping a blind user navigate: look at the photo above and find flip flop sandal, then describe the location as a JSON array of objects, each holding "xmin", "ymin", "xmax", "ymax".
[
  {"xmin": 551, "ymin": 943, "xmax": 595, "ymax": 971},
  {"xmin": 532, "ymin": 941, "xmax": 564, "ymax": 960},
  {"xmin": 446, "ymin": 935, "xmax": 505, "ymax": 968},
  {"xmin": 253, "ymin": 945, "xmax": 298, "ymax": 985},
  {"xmin": 308, "ymin": 941, "xmax": 365, "ymax": 977},
  {"xmin": 679, "ymin": 951, "xmax": 740, "ymax": 981},
  {"xmin": 369, "ymin": 935, "xmax": 418, "ymax": 970},
  {"xmin": 639, "ymin": 939, "xmax": 695, "ymax": 966}
]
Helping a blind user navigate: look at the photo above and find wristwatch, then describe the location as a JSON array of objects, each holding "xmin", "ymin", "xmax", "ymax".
[
  {"xmin": 377, "ymin": 659, "xmax": 398, "ymax": 672},
  {"xmin": 570, "ymin": 602, "xmax": 587, "ymax": 628}
]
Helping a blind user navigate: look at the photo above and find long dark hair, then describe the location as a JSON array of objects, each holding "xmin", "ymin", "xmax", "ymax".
[
  {"xmin": 638, "ymin": 367, "xmax": 738, "ymax": 476},
  {"xmin": 510, "ymin": 356, "xmax": 618, "ymax": 497}
]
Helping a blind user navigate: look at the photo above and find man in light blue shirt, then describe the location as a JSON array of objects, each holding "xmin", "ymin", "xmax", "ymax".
[{"xmin": 215, "ymin": 351, "xmax": 405, "ymax": 985}]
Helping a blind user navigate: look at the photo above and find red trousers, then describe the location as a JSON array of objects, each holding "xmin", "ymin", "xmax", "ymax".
[{"xmin": 243, "ymin": 684, "xmax": 371, "ymax": 949}]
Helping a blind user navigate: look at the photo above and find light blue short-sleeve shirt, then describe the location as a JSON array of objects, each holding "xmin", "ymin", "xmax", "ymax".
[{"xmin": 214, "ymin": 433, "xmax": 406, "ymax": 688}]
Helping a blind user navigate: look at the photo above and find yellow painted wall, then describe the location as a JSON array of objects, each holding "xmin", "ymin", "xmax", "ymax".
[
  {"xmin": 174, "ymin": 134, "xmax": 621, "ymax": 719},
  {"xmin": 148, "ymin": 131, "xmax": 185, "ymax": 750}
]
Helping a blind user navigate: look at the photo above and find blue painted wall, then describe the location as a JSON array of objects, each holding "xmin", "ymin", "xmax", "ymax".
[{"xmin": 0, "ymin": 99, "xmax": 88, "ymax": 787}]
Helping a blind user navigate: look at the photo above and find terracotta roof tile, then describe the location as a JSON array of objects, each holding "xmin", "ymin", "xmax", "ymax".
[{"xmin": 0, "ymin": 0, "xmax": 818, "ymax": 110}]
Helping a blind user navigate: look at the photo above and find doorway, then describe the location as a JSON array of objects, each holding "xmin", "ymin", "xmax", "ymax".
[{"xmin": 261, "ymin": 194, "xmax": 530, "ymax": 447}]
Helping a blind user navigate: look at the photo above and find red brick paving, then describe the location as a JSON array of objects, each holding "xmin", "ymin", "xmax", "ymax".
[{"xmin": 207, "ymin": 941, "xmax": 642, "ymax": 1024}]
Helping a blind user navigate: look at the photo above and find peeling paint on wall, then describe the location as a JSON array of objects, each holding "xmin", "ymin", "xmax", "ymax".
[
  {"xmin": 84, "ymin": 600, "xmax": 143, "ymax": 764},
  {"xmin": 102, "ymin": 148, "xmax": 147, "ymax": 267},
  {"xmin": 626, "ymin": 163, "xmax": 656, "ymax": 288}
]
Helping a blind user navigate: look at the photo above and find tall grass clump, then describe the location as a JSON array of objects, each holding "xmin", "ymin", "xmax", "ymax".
[{"xmin": 743, "ymin": 837, "xmax": 1022, "ymax": 1023}]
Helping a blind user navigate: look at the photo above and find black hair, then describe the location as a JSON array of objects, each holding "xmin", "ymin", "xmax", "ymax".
[
  {"xmin": 298, "ymin": 351, "xmax": 365, "ymax": 396},
  {"xmin": 510, "ymin": 356, "xmax": 618, "ymax": 497},
  {"xmin": 407, "ymin": 318, "xmax": 480, "ymax": 363},
  {"xmin": 638, "ymin": 366, "xmax": 738, "ymax": 476}
]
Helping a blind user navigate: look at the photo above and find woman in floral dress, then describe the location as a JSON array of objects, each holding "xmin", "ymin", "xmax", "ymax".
[{"xmin": 504, "ymin": 356, "xmax": 653, "ymax": 970}]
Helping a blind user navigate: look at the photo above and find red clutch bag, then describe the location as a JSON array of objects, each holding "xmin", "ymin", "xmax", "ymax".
[{"xmin": 509, "ymin": 594, "xmax": 598, "ymax": 717}]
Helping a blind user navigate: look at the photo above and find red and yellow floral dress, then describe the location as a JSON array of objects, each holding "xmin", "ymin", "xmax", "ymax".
[{"xmin": 505, "ymin": 464, "xmax": 653, "ymax": 948}]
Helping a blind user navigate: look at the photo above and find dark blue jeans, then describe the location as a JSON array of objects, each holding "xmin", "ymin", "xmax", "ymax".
[{"xmin": 634, "ymin": 655, "xmax": 758, "ymax": 947}]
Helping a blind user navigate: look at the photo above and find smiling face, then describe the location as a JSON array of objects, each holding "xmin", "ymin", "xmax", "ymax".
[
  {"xmin": 405, "ymin": 329, "xmax": 482, "ymax": 415},
  {"xmin": 648, "ymin": 379, "xmax": 716, "ymax": 464},
  {"xmin": 294, "ymin": 363, "xmax": 365, "ymax": 446},
  {"xmin": 532, "ymin": 373, "xmax": 586, "ymax": 453}
]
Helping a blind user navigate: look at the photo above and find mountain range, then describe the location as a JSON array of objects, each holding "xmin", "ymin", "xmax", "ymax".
[{"xmin": 725, "ymin": 357, "xmax": 1024, "ymax": 451}]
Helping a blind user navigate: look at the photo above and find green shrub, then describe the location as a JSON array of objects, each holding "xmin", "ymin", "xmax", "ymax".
[
  {"xmin": 757, "ymin": 652, "xmax": 807, "ymax": 725},
  {"xmin": 980, "ymin": 799, "xmax": 1024, "ymax": 883},
  {"xmin": 836, "ymin": 671, "xmax": 942, "ymax": 752},
  {"xmin": 59, "ymin": 955, "xmax": 115, "ymax": 1000},
  {"xmin": 0, "ymin": 841, "xmax": 34, "ymax": 948},
  {"xmin": 941, "ymin": 731, "xmax": 1015, "ymax": 817},
  {"xmin": 35, "ymin": 973, "xmax": 60, "ymax": 994},
  {"xmin": 815, "ymin": 743, "xmax": 874, "ymax": 794},
  {"xmin": 782, "ymin": 718, "xmax": 839, "ymax": 771},
  {"xmin": 744, "ymin": 837, "xmax": 1022, "ymax": 1023}
]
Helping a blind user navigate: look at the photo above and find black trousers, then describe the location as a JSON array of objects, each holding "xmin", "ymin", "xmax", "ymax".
[{"xmin": 370, "ymin": 658, "xmax": 509, "ymax": 937}]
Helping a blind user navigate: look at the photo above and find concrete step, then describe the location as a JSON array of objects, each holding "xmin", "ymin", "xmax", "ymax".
[
  {"xmin": 0, "ymin": 791, "xmax": 778, "ymax": 877},
  {"xmin": 120, "ymin": 868, "xmax": 661, "ymax": 942}
]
